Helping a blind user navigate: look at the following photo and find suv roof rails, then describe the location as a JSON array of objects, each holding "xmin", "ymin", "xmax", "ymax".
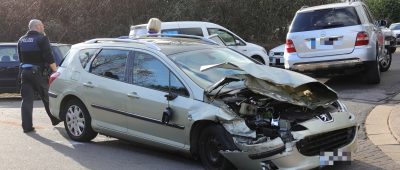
[
  {"xmin": 300, "ymin": 6, "xmax": 309, "ymax": 10},
  {"xmin": 136, "ymin": 34, "xmax": 220, "ymax": 45},
  {"xmin": 84, "ymin": 38, "xmax": 161, "ymax": 51}
]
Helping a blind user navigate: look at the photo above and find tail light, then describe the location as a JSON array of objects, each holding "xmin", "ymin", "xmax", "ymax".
[
  {"xmin": 355, "ymin": 32, "xmax": 369, "ymax": 46},
  {"xmin": 286, "ymin": 39, "xmax": 297, "ymax": 53},
  {"xmin": 49, "ymin": 72, "xmax": 60, "ymax": 85}
]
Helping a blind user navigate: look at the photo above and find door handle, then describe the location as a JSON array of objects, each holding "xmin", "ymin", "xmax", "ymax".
[
  {"xmin": 127, "ymin": 92, "xmax": 140, "ymax": 99},
  {"xmin": 83, "ymin": 82, "xmax": 95, "ymax": 88}
]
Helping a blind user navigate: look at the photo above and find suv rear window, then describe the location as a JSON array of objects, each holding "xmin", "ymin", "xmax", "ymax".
[{"xmin": 290, "ymin": 7, "xmax": 361, "ymax": 33}]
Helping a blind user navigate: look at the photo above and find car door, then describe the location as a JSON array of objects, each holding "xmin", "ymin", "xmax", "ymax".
[
  {"xmin": 81, "ymin": 48, "xmax": 132, "ymax": 133},
  {"xmin": 207, "ymin": 28, "xmax": 249, "ymax": 56},
  {"xmin": 125, "ymin": 50, "xmax": 192, "ymax": 148},
  {"xmin": 0, "ymin": 45, "xmax": 20, "ymax": 92}
]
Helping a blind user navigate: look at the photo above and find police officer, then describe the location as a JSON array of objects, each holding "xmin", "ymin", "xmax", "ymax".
[{"xmin": 18, "ymin": 19, "xmax": 61, "ymax": 133}]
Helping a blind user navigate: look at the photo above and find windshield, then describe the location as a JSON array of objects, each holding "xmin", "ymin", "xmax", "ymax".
[
  {"xmin": 169, "ymin": 48, "xmax": 255, "ymax": 89},
  {"xmin": 291, "ymin": 7, "xmax": 361, "ymax": 33},
  {"xmin": 390, "ymin": 24, "xmax": 400, "ymax": 30}
]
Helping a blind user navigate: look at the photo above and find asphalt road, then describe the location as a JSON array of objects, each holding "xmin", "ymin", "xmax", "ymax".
[{"xmin": 1, "ymin": 50, "xmax": 400, "ymax": 169}]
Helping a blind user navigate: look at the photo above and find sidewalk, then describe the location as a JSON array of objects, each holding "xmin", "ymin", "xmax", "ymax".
[{"xmin": 366, "ymin": 100, "xmax": 400, "ymax": 165}]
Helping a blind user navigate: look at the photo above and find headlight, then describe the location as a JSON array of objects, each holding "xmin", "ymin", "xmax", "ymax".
[
  {"xmin": 269, "ymin": 51, "xmax": 275, "ymax": 57},
  {"xmin": 336, "ymin": 100, "xmax": 348, "ymax": 112}
]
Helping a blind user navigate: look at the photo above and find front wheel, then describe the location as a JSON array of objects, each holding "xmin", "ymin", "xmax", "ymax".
[
  {"xmin": 198, "ymin": 124, "xmax": 237, "ymax": 170},
  {"xmin": 62, "ymin": 99, "xmax": 97, "ymax": 142}
]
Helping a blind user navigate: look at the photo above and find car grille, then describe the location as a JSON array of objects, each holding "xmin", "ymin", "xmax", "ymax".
[
  {"xmin": 296, "ymin": 126, "xmax": 356, "ymax": 156},
  {"xmin": 274, "ymin": 52, "xmax": 284, "ymax": 56}
]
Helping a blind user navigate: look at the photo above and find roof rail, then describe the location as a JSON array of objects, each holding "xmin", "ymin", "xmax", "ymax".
[
  {"xmin": 136, "ymin": 34, "xmax": 220, "ymax": 45},
  {"xmin": 300, "ymin": 6, "xmax": 309, "ymax": 10},
  {"xmin": 84, "ymin": 38, "xmax": 161, "ymax": 51}
]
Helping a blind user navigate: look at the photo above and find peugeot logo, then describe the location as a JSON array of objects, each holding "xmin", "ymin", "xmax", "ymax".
[{"xmin": 316, "ymin": 113, "xmax": 334, "ymax": 123}]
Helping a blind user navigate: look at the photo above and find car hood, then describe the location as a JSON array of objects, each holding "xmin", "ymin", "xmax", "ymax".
[
  {"xmin": 392, "ymin": 30, "xmax": 400, "ymax": 35},
  {"xmin": 201, "ymin": 62, "xmax": 338, "ymax": 109},
  {"xmin": 270, "ymin": 44, "xmax": 285, "ymax": 53}
]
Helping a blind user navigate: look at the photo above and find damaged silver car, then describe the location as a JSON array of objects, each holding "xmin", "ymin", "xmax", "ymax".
[{"xmin": 49, "ymin": 36, "xmax": 358, "ymax": 170}]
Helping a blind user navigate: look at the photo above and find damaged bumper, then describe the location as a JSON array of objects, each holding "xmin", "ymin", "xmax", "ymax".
[{"xmin": 221, "ymin": 112, "xmax": 358, "ymax": 170}]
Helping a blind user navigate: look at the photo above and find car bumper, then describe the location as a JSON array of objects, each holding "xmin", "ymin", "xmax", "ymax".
[
  {"xmin": 284, "ymin": 47, "xmax": 375, "ymax": 71},
  {"xmin": 221, "ymin": 112, "xmax": 358, "ymax": 170},
  {"xmin": 269, "ymin": 56, "xmax": 284, "ymax": 68}
]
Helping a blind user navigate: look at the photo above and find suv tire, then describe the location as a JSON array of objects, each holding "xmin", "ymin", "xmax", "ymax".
[
  {"xmin": 198, "ymin": 124, "xmax": 237, "ymax": 170},
  {"xmin": 365, "ymin": 47, "xmax": 381, "ymax": 84},
  {"xmin": 62, "ymin": 99, "xmax": 97, "ymax": 142},
  {"xmin": 379, "ymin": 48, "xmax": 392, "ymax": 72}
]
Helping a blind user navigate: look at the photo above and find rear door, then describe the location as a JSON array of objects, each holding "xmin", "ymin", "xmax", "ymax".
[
  {"xmin": 289, "ymin": 7, "xmax": 363, "ymax": 58},
  {"xmin": 81, "ymin": 48, "xmax": 132, "ymax": 133},
  {"xmin": 0, "ymin": 45, "xmax": 19, "ymax": 92}
]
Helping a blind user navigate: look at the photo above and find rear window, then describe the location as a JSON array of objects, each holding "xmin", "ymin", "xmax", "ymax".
[{"xmin": 290, "ymin": 7, "xmax": 361, "ymax": 33}]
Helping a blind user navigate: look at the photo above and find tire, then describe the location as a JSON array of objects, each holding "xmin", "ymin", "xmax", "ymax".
[
  {"xmin": 62, "ymin": 99, "xmax": 97, "ymax": 142},
  {"xmin": 379, "ymin": 49, "xmax": 392, "ymax": 72},
  {"xmin": 198, "ymin": 124, "xmax": 237, "ymax": 170},
  {"xmin": 365, "ymin": 46, "xmax": 381, "ymax": 84}
]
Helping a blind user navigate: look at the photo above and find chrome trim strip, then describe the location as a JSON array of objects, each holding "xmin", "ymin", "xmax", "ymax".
[{"xmin": 48, "ymin": 91, "xmax": 58, "ymax": 98}]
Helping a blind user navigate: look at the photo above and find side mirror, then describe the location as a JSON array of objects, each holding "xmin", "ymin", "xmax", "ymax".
[
  {"xmin": 164, "ymin": 93, "xmax": 177, "ymax": 101},
  {"xmin": 378, "ymin": 20, "xmax": 387, "ymax": 27},
  {"xmin": 235, "ymin": 39, "xmax": 242, "ymax": 45}
]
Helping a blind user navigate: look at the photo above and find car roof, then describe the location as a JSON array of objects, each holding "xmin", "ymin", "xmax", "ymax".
[
  {"xmin": 77, "ymin": 37, "xmax": 222, "ymax": 56},
  {"xmin": 0, "ymin": 42, "xmax": 70, "ymax": 46},
  {"xmin": 298, "ymin": 2, "xmax": 363, "ymax": 13},
  {"xmin": 131, "ymin": 21, "xmax": 224, "ymax": 29}
]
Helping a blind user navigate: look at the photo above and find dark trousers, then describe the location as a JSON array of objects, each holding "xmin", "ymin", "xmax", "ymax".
[{"xmin": 20, "ymin": 68, "xmax": 58, "ymax": 130}]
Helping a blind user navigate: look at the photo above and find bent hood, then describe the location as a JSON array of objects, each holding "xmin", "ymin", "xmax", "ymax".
[{"xmin": 201, "ymin": 62, "xmax": 338, "ymax": 109}]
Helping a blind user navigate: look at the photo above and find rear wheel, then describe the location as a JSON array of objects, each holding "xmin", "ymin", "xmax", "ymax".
[
  {"xmin": 198, "ymin": 124, "xmax": 237, "ymax": 170},
  {"xmin": 62, "ymin": 99, "xmax": 97, "ymax": 142},
  {"xmin": 365, "ymin": 47, "xmax": 381, "ymax": 84},
  {"xmin": 379, "ymin": 48, "xmax": 392, "ymax": 72}
]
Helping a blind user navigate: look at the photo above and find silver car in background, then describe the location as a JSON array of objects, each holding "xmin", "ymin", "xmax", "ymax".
[
  {"xmin": 284, "ymin": 2, "xmax": 388, "ymax": 84},
  {"xmin": 49, "ymin": 36, "xmax": 357, "ymax": 170}
]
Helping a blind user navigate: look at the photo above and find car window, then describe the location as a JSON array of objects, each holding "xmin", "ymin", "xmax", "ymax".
[
  {"xmin": 290, "ymin": 7, "xmax": 361, "ymax": 33},
  {"xmin": 161, "ymin": 28, "xmax": 204, "ymax": 36},
  {"xmin": 389, "ymin": 24, "xmax": 400, "ymax": 30},
  {"xmin": 132, "ymin": 51, "xmax": 189, "ymax": 97},
  {"xmin": 78, "ymin": 48, "xmax": 98, "ymax": 68},
  {"xmin": 90, "ymin": 49, "xmax": 129, "ymax": 82},
  {"xmin": 0, "ymin": 46, "xmax": 18, "ymax": 62},
  {"xmin": 57, "ymin": 45, "xmax": 71, "ymax": 59},
  {"xmin": 207, "ymin": 28, "xmax": 236, "ymax": 46}
]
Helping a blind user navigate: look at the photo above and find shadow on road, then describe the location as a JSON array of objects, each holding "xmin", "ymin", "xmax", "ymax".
[{"xmin": 25, "ymin": 127, "xmax": 201, "ymax": 170}]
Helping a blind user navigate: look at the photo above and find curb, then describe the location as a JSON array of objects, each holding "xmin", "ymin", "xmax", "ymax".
[
  {"xmin": 366, "ymin": 105, "xmax": 400, "ymax": 165},
  {"xmin": 388, "ymin": 106, "xmax": 400, "ymax": 143}
]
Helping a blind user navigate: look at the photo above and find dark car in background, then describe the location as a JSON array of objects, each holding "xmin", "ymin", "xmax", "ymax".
[{"xmin": 0, "ymin": 43, "xmax": 70, "ymax": 93}]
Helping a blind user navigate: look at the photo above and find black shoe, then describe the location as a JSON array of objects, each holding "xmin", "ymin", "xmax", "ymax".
[
  {"xmin": 51, "ymin": 119, "xmax": 62, "ymax": 126},
  {"xmin": 23, "ymin": 127, "xmax": 35, "ymax": 133}
]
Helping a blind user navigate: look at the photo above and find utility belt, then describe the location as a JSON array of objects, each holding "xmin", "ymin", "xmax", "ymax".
[{"xmin": 20, "ymin": 64, "xmax": 49, "ymax": 76}]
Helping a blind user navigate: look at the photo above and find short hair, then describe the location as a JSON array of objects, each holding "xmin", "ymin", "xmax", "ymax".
[
  {"xmin": 147, "ymin": 18, "xmax": 161, "ymax": 32},
  {"xmin": 28, "ymin": 19, "xmax": 43, "ymax": 30}
]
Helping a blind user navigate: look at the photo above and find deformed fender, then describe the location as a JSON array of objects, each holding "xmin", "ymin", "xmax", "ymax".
[
  {"xmin": 188, "ymin": 101, "xmax": 237, "ymax": 122},
  {"xmin": 222, "ymin": 119, "xmax": 256, "ymax": 138}
]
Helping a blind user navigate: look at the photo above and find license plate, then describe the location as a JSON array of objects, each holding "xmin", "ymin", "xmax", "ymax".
[{"xmin": 385, "ymin": 40, "xmax": 390, "ymax": 45}]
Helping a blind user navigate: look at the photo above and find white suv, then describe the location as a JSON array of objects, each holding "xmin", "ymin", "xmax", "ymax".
[
  {"xmin": 129, "ymin": 21, "xmax": 269, "ymax": 64},
  {"xmin": 284, "ymin": 2, "xmax": 388, "ymax": 84}
]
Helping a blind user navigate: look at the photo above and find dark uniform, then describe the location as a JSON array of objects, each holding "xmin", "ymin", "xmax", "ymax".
[{"xmin": 17, "ymin": 30, "xmax": 60, "ymax": 132}]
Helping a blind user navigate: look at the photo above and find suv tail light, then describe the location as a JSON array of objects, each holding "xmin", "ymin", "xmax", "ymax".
[
  {"xmin": 49, "ymin": 72, "xmax": 60, "ymax": 85},
  {"xmin": 355, "ymin": 32, "xmax": 369, "ymax": 46},
  {"xmin": 286, "ymin": 39, "xmax": 296, "ymax": 53}
]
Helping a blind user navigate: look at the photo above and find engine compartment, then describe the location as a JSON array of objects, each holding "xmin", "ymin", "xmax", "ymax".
[{"xmin": 215, "ymin": 88, "xmax": 339, "ymax": 142}]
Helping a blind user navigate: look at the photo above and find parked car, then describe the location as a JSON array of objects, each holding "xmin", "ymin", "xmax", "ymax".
[
  {"xmin": 284, "ymin": 1, "xmax": 388, "ymax": 84},
  {"xmin": 129, "ymin": 21, "xmax": 269, "ymax": 64},
  {"xmin": 49, "ymin": 36, "xmax": 357, "ymax": 170},
  {"xmin": 0, "ymin": 43, "xmax": 70, "ymax": 93},
  {"xmin": 268, "ymin": 44, "xmax": 285, "ymax": 68},
  {"xmin": 389, "ymin": 23, "xmax": 400, "ymax": 45}
]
